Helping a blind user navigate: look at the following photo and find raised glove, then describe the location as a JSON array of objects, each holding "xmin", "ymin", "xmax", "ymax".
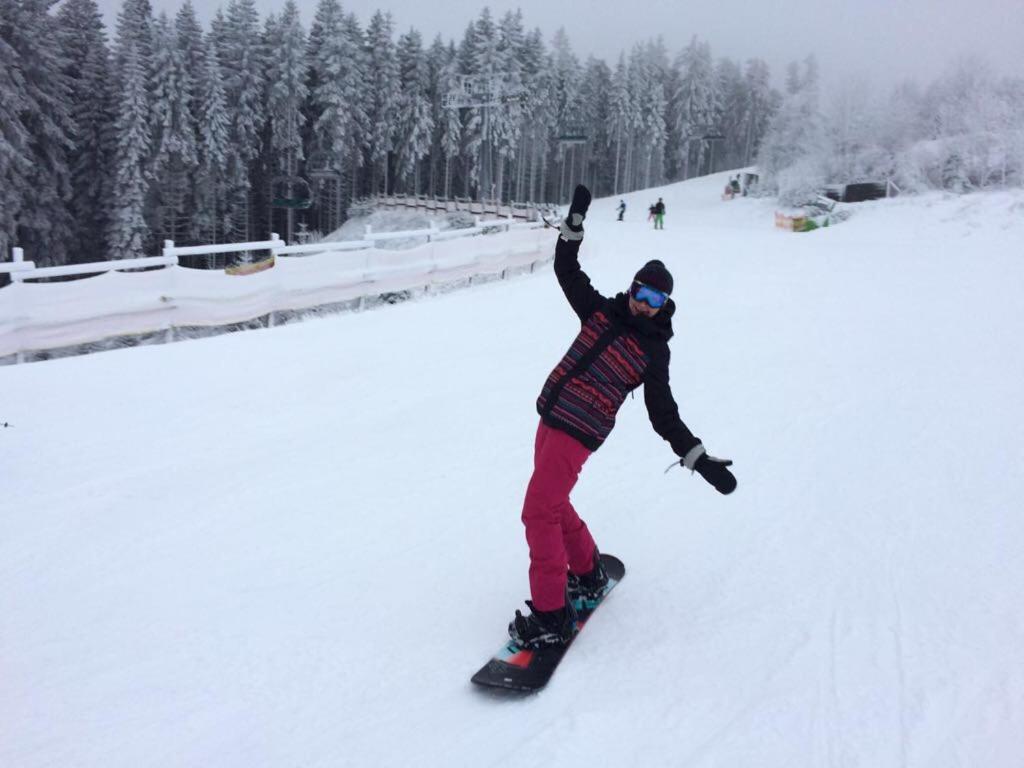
[
  {"xmin": 559, "ymin": 184, "xmax": 592, "ymax": 241},
  {"xmin": 693, "ymin": 453, "xmax": 737, "ymax": 495}
]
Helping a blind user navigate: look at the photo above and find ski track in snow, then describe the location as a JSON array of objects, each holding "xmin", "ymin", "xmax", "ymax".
[{"xmin": 3, "ymin": 173, "xmax": 1024, "ymax": 767}]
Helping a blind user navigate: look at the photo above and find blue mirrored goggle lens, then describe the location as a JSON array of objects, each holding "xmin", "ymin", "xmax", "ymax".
[{"xmin": 630, "ymin": 281, "xmax": 668, "ymax": 308}]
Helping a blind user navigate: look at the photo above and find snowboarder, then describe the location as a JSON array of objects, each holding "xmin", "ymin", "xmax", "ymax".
[
  {"xmin": 653, "ymin": 198, "xmax": 665, "ymax": 229},
  {"xmin": 617, "ymin": 199, "xmax": 626, "ymax": 221},
  {"xmin": 508, "ymin": 185, "xmax": 737, "ymax": 649}
]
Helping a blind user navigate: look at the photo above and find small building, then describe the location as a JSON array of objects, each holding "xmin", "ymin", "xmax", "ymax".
[{"xmin": 823, "ymin": 182, "xmax": 889, "ymax": 203}]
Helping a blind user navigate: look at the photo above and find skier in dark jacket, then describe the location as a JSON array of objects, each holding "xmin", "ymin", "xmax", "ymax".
[
  {"xmin": 617, "ymin": 199, "xmax": 626, "ymax": 221},
  {"xmin": 653, "ymin": 198, "xmax": 666, "ymax": 229},
  {"xmin": 509, "ymin": 186, "xmax": 736, "ymax": 649}
]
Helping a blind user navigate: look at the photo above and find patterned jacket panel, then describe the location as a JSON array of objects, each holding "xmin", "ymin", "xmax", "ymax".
[{"xmin": 537, "ymin": 309, "xmax": 651, "ymax": 449}]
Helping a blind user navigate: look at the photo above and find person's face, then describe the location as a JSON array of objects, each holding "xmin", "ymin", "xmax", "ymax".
[
  {"xmin": 628, "ymin": 280, "xmax": 668, "ymax": 317},
  {"xmin": 628, "ymin": 295, "xmax": 661, "ymax": 318}
]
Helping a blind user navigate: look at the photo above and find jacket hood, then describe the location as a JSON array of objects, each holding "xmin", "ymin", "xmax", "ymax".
[{"xmin": 611, "ymin": 292, "xmax": 675, "ymax": 341}]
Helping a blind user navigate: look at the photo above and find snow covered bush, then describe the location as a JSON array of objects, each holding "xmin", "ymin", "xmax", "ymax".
[
  {"xmin": 775, "ymin": 158, "xmax": 827, "ymax": 207},
  {"xmin": 345, "ymin": 199, "xmax": 376, "ymax": 219},
  {"xmin": 445, "ymin": 210, "xmax": 477, "ymax": 230},
  {"xmin": 758, "ymin": 55, "xmax": 1024, "ymax": 199}
]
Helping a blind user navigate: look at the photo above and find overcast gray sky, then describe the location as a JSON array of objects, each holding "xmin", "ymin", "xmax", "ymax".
[{"xmin": 96, "ymin": 0, "xmax": 1024, "ymax": 88}]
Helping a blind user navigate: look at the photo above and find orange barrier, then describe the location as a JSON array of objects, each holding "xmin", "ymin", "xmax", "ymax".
[{"xmin": 774, "ymin": 212, "xmax": 807, "ymax": 231}]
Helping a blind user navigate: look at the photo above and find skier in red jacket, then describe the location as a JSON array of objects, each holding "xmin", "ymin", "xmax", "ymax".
[{"xmin": 509, "ymin": 186, "xmax": 737, "ymax": 648}]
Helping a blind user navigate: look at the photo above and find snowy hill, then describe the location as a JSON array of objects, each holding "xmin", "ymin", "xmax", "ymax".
[{"xmin": 4, "ymin": 172, "xmax": 1024, "ymax": 767}]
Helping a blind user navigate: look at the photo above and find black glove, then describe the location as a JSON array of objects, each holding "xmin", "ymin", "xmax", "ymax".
[
  {"xmin": 560, "ymin": 184, "xmax": 592, "ymax": 241},
  {"xmin": 693, "ymin": 454, "xmax": 737, "ymax": 495}
]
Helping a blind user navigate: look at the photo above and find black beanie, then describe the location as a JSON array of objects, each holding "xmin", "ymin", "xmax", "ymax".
[{"xmin": 633, "ymin": 260, "xmax": 673, "ymax": 295}]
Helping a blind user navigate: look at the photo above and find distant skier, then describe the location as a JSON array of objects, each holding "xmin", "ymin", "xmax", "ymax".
[
  {"xmin": 617, "ymin": 199, "xmax": 626, "ymax": 221},
  {"xmin": 653, "ymin": 198, "xmax": 665, "ymax": 229},
  {"xmin": 647, "ymin": 203, "xmax": 656, "ymax": 222},
  {"xmin": 508, "ymin": 184, "xmax": 737, "ymax": 649}
]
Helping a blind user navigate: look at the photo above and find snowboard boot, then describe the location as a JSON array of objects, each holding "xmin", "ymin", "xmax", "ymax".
[
  {"xmin": 567, "ymin": 549, "xmax": 609, "ymax": 609},
  {"xmin": 508, "ymin": 599, "xmax": 578, "ymax": 649}
]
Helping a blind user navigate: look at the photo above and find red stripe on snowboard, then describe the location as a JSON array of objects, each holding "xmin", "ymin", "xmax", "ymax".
[{"xmin": 506, "ymin": 649, "xmax": 534, "ymax": 668}]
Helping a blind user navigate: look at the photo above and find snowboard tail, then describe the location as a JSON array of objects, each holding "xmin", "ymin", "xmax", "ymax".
[{"xmin": 471, "ymin": 554, "xmax": 625, "ymax": 693}]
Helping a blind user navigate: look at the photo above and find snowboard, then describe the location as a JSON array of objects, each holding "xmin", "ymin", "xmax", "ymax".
[{"xmin": 471, "ymin": 553, "xmax": 625, "ymax": 693}]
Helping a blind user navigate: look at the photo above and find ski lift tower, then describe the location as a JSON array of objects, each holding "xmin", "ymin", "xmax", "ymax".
[
  {"xmin": 443, "ymin": 74, "xmax": 525, "ymax": 203},
  {"xmin": 557, "ymin": 124, "xmax": 588, "ymax": 204},
  {"xmin": 270, "ymin": 175, "xmax": 313, "ymax": 244},
  {"xmin": 306, "ymin": 147, "xmax": 343, "ymax": 234},
  {"xmin": 702, "ymin": 130, "xmax": 726, "ymax": 176},
  {"xmin": 687, "ymin": 125, "xmax": 725, "ymax": 178}
]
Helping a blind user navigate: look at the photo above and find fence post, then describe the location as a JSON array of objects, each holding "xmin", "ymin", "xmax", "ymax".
[
  {"xmin": 11, "ymin": 247, "xmax": 26, "ymax": 362},
  {"xmin": 160, "ymin": 241, "xmax": 176, "ymax": 344},
  {"xmin": 267, "ymin": 232, "xmax": 282, "ymax": 329},
  {"xmin": 11, "ymin": 247, "xmax": 25, "ymax": 283}
]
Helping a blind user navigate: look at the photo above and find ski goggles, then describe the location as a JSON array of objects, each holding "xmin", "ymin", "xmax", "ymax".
[{"xmin": 629, "ymin": 281, "xmax": 669, "ymax": 309}]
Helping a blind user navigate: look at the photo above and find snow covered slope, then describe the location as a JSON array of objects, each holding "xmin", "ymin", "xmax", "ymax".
[{"xmin": 4, "ymin": 172, "xmax": 1023, "ymax": 767}]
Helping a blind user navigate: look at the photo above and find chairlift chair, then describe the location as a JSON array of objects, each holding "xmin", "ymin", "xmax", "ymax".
[{"xmin": 271, "ymin": 176, "xmax": 313, "ymax": 209}]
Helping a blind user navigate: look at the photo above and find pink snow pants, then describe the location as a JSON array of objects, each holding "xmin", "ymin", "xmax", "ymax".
[{"xmin": 521, "ymin": 421, "xmax": 598, "ymax": 611}]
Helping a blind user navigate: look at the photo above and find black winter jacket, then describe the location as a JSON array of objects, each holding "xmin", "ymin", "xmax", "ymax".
[{"xmin": 536, "ymin": 235, "xmax": 702, "ymax": 457}]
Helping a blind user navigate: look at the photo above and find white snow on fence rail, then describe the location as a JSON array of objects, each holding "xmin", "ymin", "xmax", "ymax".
[
  {"xmin": 274, "ymin": 239, "xmax": 374, "ymax": 255},
  {"xmin": 0, "ymin": 222, "xmax": 547, "ymax": 361},
  {"xmin": 369, "ymin": 193, "xmax": 559, "ymax": 220}
]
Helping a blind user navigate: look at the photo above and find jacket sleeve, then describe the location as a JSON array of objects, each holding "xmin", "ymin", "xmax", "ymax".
[
  {"xmin": 553, "ymin": 234, "xmax": 604, "ymax": 322},
  {"xmin": 643, "ymin": 342, "xmax": 704, "ymax": 460}
]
